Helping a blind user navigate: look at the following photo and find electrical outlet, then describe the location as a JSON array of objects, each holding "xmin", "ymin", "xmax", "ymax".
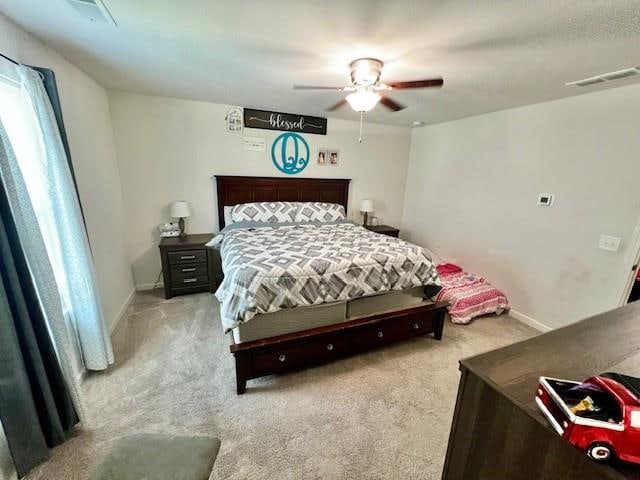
[{"xmin": 598, "ymin": 235, "xmax": 621, "ymax": 252}]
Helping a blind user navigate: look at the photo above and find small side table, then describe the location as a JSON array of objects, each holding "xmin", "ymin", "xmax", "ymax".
[
  {"xmin": 364, "ymin": 224, "xmax": 400, "ymax": 238},
  {"xmin": 159, "ymin": 234, "xmax": 222, "ymax": 299}
]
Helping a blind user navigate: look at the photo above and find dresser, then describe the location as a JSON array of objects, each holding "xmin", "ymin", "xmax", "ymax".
[
  {"xmin": 443, "ymin": 302, "xmax": 640, "ymax": 480},
  {"xmin": 159, "ymin": 234, "xmax": 222, "ymax": 299}
]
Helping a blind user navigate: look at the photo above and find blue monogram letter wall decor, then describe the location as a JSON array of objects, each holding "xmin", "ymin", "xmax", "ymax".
[{"xmin": 271, "ymin": 132, "xmax": 310, "ymax": 175}]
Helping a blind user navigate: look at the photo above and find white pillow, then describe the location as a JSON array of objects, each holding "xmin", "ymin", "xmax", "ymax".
[
  {"xmin": 230, "ymin": 201, "xmax": 297, "ymax": 223},
  {"xmin": 294, "ymin": 202, "xmax": 346, "ymax": 222},
  {"xmin": 223, "ymin": 206, "xmax": 233, "ymax": 226}
]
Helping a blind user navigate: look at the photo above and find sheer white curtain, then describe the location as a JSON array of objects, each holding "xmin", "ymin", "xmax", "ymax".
[
  {"xmin": 0, "ymin": 63, "xmax": 85, "ymax": 421},
  {"xmin": 16, "ymin": 66, "xmax": 114, "ymax": 371},
  {"xmin": 0, "ymin": 59, "xmax": 113, "ymax": 383}
]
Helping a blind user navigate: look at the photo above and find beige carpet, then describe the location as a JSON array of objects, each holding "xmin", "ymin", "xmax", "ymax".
[{"xmin": 25, "ymin": 290, "xmax": 537, "ymax": 480}]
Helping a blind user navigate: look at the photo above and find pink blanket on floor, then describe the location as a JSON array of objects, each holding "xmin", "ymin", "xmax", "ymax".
[{"xmin": 435, "ymin": 270, "xmax": 509, "ymax": 324}]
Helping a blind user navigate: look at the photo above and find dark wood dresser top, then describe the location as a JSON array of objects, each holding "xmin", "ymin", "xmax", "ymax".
[{"xmin": 462, "ymin": 301, "xmax": 640, "ymax": 478}]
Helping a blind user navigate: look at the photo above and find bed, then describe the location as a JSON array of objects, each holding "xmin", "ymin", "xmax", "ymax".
[
  {"xmin": 212, "ymin": 176, "xmax": 448, "ymax": 394},
  {"xmin": 435, "ymin": 263, "xmax": 510, "ymax": 324}
]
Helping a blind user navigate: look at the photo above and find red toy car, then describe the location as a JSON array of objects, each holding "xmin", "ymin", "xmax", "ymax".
[{"xmin": 536, "ymin": 373, "xmax": 640, "ymax": 464}]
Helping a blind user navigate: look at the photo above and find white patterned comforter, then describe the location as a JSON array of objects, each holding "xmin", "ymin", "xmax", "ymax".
[{"xmin": 210, "ymin": 222, "xmax": 441, "ymax": 332}]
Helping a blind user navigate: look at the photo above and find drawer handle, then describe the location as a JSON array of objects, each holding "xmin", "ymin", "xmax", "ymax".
[
  {"xmin": 413, "ymin": 323, "xmax": 420, "ymax": 330},
  {"xmin": 326, "ymin": 343, "xmax": 334, "ymax": 351},
  {"xmin": 180, "ymin": 255, "xmax": 196, "ymax": 260},
  {"xmin": 183, "ymin": 278, "xmax": 198, "ymax": 283},
  {"xmin": 377, "ymin": 331, "xmax": 384, "ymax": 338},
  {"xmin": 182, "ymin": 267, "xmax": 196, "ymax": 272},
  {"xmin": 278, "ymin": 354, "xmax": 286, "ymax": 362}
]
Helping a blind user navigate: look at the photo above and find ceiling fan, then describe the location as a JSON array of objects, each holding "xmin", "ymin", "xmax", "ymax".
[{"xmin": 293, "ymin": 57, "xmax": 444, "ymax": 114}]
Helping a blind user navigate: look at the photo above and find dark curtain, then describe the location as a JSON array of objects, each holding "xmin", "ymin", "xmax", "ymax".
[
  {"xmin": 30, "ymin": 66, "xmax": 88, "ymax": 229},
  {"xmin": 0, "ymin": 162, "xmax": 78, "ymax": 477}
]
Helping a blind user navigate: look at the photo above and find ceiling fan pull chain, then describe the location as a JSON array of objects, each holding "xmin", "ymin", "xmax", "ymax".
[{"xmin": 358, "ymin": 112, "xmax": 364, "ymax": 143}]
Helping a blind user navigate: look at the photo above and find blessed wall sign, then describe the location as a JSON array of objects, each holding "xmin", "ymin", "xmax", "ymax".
[{"xmin": 243, "ymin": 108, "xmax": 327, "ymax": 135}]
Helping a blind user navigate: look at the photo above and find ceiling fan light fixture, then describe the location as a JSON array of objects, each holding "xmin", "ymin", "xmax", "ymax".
[
  {"xmin": 346, "ymin": 89, "xmax": 381, "ymax": 112},
  {"xmin": 350, "ymin": 58, "xmax": 384, "ymax": 86}
]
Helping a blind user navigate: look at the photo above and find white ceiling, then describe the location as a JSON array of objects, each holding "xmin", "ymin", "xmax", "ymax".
[{"xmin": 1, "ymin": 0, "xmax": 640, "ymax": 126}]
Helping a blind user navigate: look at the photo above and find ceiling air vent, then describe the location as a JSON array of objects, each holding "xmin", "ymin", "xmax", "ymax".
[
  {"xmin": 66, "ymin": 0, "xmax": 116, "ymax": 25},
  {"xmin": 566, "ymin": 67, "xmax": 640, "ymax": 87}
]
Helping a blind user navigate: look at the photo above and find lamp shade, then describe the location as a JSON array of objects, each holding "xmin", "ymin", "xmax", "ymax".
[
  {"xmin": 346, "ymin": 90, "xmax": 381, "ymax": 113},
  {"xmin": 170, "ymin": 201, "xmax": 191, "ymax": 218},
  {"xmin": 360, "ymin": 199, "xmax": 374, "ymax": 213}
]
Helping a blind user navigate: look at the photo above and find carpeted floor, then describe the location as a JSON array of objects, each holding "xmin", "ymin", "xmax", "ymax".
[{"xmin": 26, "ymin": 290, "xmax": 537, "ymax": 480}]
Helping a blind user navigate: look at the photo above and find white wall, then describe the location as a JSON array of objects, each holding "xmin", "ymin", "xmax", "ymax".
[
  {"xmin": 108, "ymin": 91, "xmax": 412, "ymax": 288},
  {"xmin": 0, "ymin": 13, "xmax": 134, "ymax": 335},
  {"xmin": 402, "ymin": 83, "xmax": 640, "ymax": 329}
]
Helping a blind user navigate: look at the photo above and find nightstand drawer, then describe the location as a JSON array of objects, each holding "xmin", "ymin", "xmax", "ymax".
[
  {"xmin": 168, "ymin": 250, "xmax": 206, "ymax": 265},
  {"xmin": 171, "ymin": 264, "xmax": 208, "ymax": 279},
  {"xmin": 171, "ymin": 272, "xmax": 209, "ymax": 288}
]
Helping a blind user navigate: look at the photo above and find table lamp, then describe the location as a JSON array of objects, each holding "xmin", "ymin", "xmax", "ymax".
[
  {"xmin": 360, "ymin": 199, "xmax": 374, "ymax": 226},
  {"xmin": 170, "ymin": 201, "xmax": 191, "ymax": 237}
]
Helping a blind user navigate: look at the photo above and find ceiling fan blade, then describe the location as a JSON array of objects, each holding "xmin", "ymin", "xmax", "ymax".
[
  {"xmin": 387, "ymin": 78, "xmax": 444, "ymax": 89},
  {"xmin": 326, "ymin": 98, "xmax": 347, "ymax": 111},
  {"xmin": 293, "ymin": 85, "xmax": 344, "ymax": 91},
  {"xmin": 379, "ymin": 96, "xmax": 406, "ymax": 112}
]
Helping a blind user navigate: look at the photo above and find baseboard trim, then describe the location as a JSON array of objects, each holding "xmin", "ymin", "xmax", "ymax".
[
  {"xmin": 136, "ymin": 282, "xmax": 164, "ymax": 291},
  {"xmin": 109, "ymin": 288, "xmax": 136, "ymax": 334},
  {"xmin": 509, "ymin": 309, "xmax": 551, "ymax": 332}
]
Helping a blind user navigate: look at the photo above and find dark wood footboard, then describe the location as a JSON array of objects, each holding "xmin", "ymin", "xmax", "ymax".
[{"xmin": 230, "ymin": 301, "xmax": 448, "ymax": 394}]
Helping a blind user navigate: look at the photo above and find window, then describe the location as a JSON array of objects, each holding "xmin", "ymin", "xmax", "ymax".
[
  {"xmin": 0, "ymin": 68, "xmax": 73, "ymax": 331},
  {"xmin": 0, "ymin": 61, "xmax": 112, "ymax": 372}
]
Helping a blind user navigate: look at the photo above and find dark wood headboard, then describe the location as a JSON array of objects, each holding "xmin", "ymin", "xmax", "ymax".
[{"xmin": 215, "ymin": 176, "xmax": 351, "ymax": 229}]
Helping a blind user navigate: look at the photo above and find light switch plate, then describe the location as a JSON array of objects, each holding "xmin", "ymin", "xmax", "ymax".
[{"xmin": 598, "ymin": 235, "xmax": 622, "ymax": 252}]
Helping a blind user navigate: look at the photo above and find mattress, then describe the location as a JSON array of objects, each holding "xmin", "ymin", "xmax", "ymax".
[
  {"xmin": 347, "ymin": 286, "xmax": 425, "ymax": 318},
  {"xmin": 211, "ymin": 221, "xmax": 440, "ymax": 332},
  {"xmin": 232, "ymin": 286, "xmax": 426, "ymax": 343}
]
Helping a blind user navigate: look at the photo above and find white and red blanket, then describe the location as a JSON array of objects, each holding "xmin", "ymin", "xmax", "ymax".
[{"xmin": 435, "ymin": 264, "xmax": 509, "ymax": 324}]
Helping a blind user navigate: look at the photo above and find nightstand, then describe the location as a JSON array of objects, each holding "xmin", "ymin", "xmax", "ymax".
[
  {"xmin": 364, "ymin": 224, "xmax": 400, "ymax": 238},
  {"xmin": 159, "ymin": 233, "xmax": 222, "ymax": 299}
]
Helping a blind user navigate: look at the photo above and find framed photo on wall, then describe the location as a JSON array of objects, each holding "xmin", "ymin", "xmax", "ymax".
[
  {"xmin": 317, "ymin": 149, "xmax": 328, "ymax": 165},
  {"xmin": 318, "ymin": 149, "xmax": 339, "ymax": 166},
  {"xmin": 328, "ymin": 149, "xmax": 339, "ymax": 165}
]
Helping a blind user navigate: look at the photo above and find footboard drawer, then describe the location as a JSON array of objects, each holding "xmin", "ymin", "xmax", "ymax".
[
  {"xmin": 353, "ymin": 313, "xmax": 436, "ymax": 350},
  {"xmin": 231, "ymin": 301, "xmax": 449, "ymax": 394},
  {"xmin": 353, "ymin": 318, "xmax": 408, "ymax": 348},
  {"xmin": 400, "ymin": 313, "xmax": 437, "ymax": 336},
  {"xmin": 252, "ymin": 334, "xmax": 350, "ymax": 375}
]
